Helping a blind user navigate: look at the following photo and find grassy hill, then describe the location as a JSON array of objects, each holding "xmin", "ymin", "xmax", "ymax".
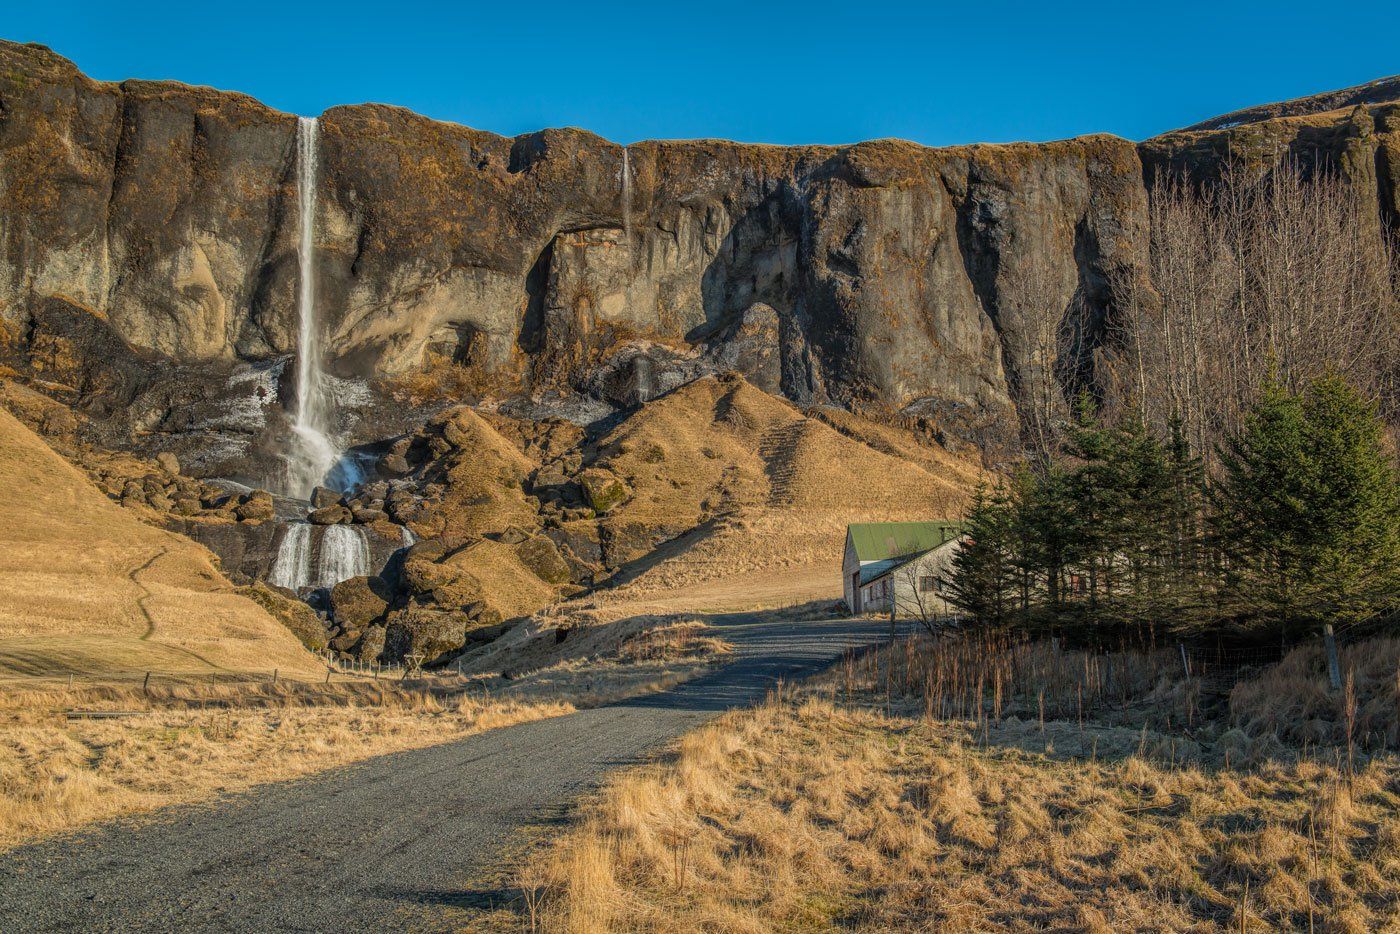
[
  {"xmin": 0, "ymin": 408, "xmax": 321, "ymax": 682},
  {"xmin": 582, "ymin": 374, "xmax": 981, "ymax": 605}
]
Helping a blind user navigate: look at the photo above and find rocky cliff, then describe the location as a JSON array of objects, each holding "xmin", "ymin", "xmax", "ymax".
[{"xmin": 2, "ymin": 39, "xmax": 1396, "ymax": 474}]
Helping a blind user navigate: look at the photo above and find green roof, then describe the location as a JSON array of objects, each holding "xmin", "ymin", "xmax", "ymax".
[{"xmin": 847, "ymin": 521, "xmax": 961, "ymax": 562}]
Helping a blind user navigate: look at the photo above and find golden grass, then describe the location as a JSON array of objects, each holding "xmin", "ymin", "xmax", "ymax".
[
  {"xmin": 0, "ymin": 684, "xmax": 573, "ymax": 852},
  {"xmin": 460, "ymin": 612, "xmax": 732, "ymax": 708},
  {"xmin": 0, "ymin": 614, "xmax": 732, "ymax": 854},
  {"xmin": 556, "ymin": 375, "xmax": 980, "ymax": 607},
  {"xmin": 525, "ymin": 634, "xmax": 1400, "ymax": 932},
  {"xmin": 1232, "ymin": 637, "xmax": 1400, "ymax": 750},
  {"xmin": 0, "ymin": 407, "xmax": 319, "ymax": 678}
]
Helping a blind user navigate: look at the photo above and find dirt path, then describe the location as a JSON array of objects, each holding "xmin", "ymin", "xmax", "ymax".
[{"xmin": 0, "ymin": 612, "xmax": 895, "ymax": 932}]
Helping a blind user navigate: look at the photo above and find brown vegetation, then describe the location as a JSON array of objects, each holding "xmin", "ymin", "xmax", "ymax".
[
  {"xmin": 0, "ymin": 681, "xmax": 572, "ymax": 852},
  {"xmin": 524, "ymin": 633, "xmax": 1400, "ymax": 932},
  {"xmin": 0, "ymin": 407, "xmax": 320, "ymax": 680},
  {"xmin": 1130, "ymin": 162, "xmax": 1399, "ymax": 460}
]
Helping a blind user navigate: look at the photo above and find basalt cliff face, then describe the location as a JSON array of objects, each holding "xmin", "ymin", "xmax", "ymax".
[{"xmin": 2, "ymin": 39, "xmax": 1397, "ymax": 476}]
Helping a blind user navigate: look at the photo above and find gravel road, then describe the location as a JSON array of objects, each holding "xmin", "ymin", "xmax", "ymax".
[{"xmin": 0, "ymin": 611, "xmax": 894, "ymax": 932}]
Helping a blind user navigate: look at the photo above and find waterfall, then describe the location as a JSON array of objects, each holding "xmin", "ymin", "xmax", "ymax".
[
  {"xmin": 283, "ymin": 116, "xmax": 343, "ymax": 498},
  {"xmin": 315, "ymin": 524, "xmax": 369, "ymax": 589},
  {"xmin": 620, "ymin": 146, "xmax": 632, "ymax": 267},
  {"xmin": 268, "ymin": 523, "xmax": 312, "ymax": 590}
]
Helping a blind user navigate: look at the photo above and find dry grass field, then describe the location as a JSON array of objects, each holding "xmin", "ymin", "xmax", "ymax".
[
  {"xmin": 0, "ymin": 407, "xmax": 320, "ymax": 680},
  {"xmin": 459, "ymin": 615, "xmax": 733, "ymax": 706},
  {"xmin": 0, "ymin": 680, "xmax": 573, "ymax": 852},
  {"xmin": 525, "ymin": 634, "xmax": 1400, "ymax": 932}
]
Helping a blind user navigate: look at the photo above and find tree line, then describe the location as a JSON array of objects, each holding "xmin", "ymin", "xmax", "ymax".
[
  {"xmin": 943, "ymin": 374, "xmax": 1400, "ymax": 645},
  {"xmin": 941, "ymin": 157, "xmax": 1400, "ymax": 646}
]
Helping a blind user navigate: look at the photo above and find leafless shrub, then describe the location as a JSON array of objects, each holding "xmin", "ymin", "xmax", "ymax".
[{"xmin": 1123, "ymin": 161, "xmax": 1399, "ymax": 462}]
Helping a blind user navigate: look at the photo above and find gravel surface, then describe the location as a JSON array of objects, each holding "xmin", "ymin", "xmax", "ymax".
[{"xmin": 0, "ymin": 611, "xmax": 897, "ymax": 932}]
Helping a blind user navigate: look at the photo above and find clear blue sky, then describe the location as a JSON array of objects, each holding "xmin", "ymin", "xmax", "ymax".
[{"xmin": 9, "ymin": 1, "xmax": 1398, "ymax": 146}]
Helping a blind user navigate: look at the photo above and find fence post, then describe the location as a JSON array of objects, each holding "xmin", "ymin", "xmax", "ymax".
[
  {"xmin": 1178, "ymin": 643, "xmax": 1191, "ymax": 678},
  {"xmin": 1323, "ymin": 624, "xmax": 1342, "ymax": 691},
  {"xmin": 142, "ymin": 671, "xmax": 151, "ymax": 695},
  {"xmin": 271, "ymin": 668, "xmax": 278, "ymax": 685},
  {"xmin": 325, "ymin": 667, "xmax": 332, "ymax": 685}
]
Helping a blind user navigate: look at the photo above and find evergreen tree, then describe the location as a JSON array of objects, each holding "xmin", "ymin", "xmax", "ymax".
[
  {"xmin": 940, "ymin": 486, "xmax": 1017, "ymax": 628},
  {"xmin": 1213, "ymin": 374, "xmax": 1400, "ymax": 636}
]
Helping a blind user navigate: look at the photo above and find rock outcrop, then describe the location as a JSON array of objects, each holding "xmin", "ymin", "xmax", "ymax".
[{"xmin": 5, "ymin": 41, "xmax": 1395, "ymax": 465}]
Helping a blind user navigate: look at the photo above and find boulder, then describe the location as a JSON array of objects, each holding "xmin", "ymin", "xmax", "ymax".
[
  {"xmin": 464, "ymin": 602, "xmax": 505, "ymax": 627},
  {"xmin": 309, "ymin": 503, "xmax": 352, "ymax": 525},
  {"xmin": 379, "ymin": 453, "xmax": 411, "ymax": 477},
  {"xmin": 351, "ymin": 506, "xmax": 389, "ymax": 525},
  {"xmin": 155, "ymin": 451, "xmax": 181, "ymax": 475},
  {"xmin": 235, "ymin": 490, "xmax": 276, "ymax": 523},
  {"xmin": 383, "ymin": 605, "xmax": 470, "ymax": 662},
  {"xmin": 329, "ymin": 628, "xmax": 362, "ymax": 653},
  {"xmin": 494, "ymin": 525, "xmax": 530, "ymax": 545},
  {"xmin": 515, "ymin": 535, "xmax": 573, "ymax": 585},
  {"xmin": 329, "ymin": 575, "xmax": 389, "ymax": 631},
  {"xmin": 310, "ymin": 486, "xmax": 340, "ymax": 509},
  {"xmin": 385, "ymin": 489, "xmax": 421, "ymax": 522},
  {"xmin": 201, "ymin": 490, "xmax": 233, "ymax": 509},
  {"xmin": 171, "ymin": 495, "xmax": 203, "ymax": 516},
  {"xmin": 577, "ymin": 468, "xmax": 630, "ymax": 515},
  {"xmin": 546, "ymin": 522, "xmax": 605, "ymax": 578},
  {"xmin": 600, "ymin": 519, "xmax": 674, "ymax": 568},
  {"xmin": 354, "ymin": 624, "xmax": 387, "ymax": 663}
]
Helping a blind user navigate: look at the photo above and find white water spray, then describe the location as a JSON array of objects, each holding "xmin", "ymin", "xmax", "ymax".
[
  {"xmin": 316, "ymin": 524, "xmax": 370, "ymax": 588},
  {"xmin": 284, "ymin": 116, "xmax": 343, "ymax": 498},
  {"xmin": 268, "ymin": 523, "xmax": 312, "ymax": 590}
]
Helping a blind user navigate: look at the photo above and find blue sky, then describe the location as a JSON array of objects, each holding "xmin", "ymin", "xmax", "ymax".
[{"xmin": 8, "ymin": 1, "xmax": 1398, "ymax": 146}]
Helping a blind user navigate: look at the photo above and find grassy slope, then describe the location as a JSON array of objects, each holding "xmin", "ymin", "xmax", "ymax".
[
  {"xmin": 0, "ymin": 408, "xmax": 320, "ymax": 680},
  {"xmin": 584, "ymin": 375, "xmax": 982, "ymax": 607}
]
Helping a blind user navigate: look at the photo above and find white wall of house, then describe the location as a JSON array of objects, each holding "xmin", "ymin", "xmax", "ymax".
[
  {"xmin": 842, "ymin": 534, "xmax": 874, "ymax": 613},
  {"xmin": 851, "ymin": 539, "xmax": 964, "ymax": 619},
  {"xmin": 842, "ymin": 528, "xmax": 963, "ymax": 618},
  {"xmin": 886, "ymin": 539, "xmax": 962, "ymax": 620}
]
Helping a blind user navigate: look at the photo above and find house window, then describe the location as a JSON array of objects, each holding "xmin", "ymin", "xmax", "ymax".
[{"xmin": 919, "ymin": 576, "xmax": 937, "ymax": 593}]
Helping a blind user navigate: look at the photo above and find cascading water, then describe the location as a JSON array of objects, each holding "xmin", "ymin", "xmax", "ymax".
[
  {"xmin": 284, "ymin": 116, "xmax": 342, "ymax": 499},
  {"xmin": 268, "ymin": 523, "xmax": 312, "ymax": 590},
  {"xmin": 265, "ymin": 117, "xmax": 372, "ymax": 594},
  {"xmin": 315, "ymin": 525, "xmax": 370, "ymax": 589},
  {"xmin": 620, "ymin": 146, "xmax": 632, "ymax": 266}
]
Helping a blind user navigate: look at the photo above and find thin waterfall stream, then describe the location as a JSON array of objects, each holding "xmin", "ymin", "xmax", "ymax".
[
  {"xmin": 266, "ymin": 116, "xmax": 371, "ymax": 592},
  {"xmin": 283, "ymin": 116, "xmax": 342, "ymax": 499}
]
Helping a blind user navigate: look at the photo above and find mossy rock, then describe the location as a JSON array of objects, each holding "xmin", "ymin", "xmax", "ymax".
[
  {"xmin": 329, "ymin": 575, "xmax": 390, "ymax": 631},
  {"xmin": 577, "ymin": 467, "xmax": 630, "ymax": 515},
  {"xmin": 242, "ymin": 582, "xmax": 328, "ymax": 651},
  {"xmin": 515, "ymin": 535, "xmax": 573, "ymax": 585}
]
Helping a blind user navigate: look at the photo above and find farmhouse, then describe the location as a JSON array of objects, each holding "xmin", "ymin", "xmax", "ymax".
[{"xmin": 842, "ymin": 521, "xmax": 963, "ymax": 618}]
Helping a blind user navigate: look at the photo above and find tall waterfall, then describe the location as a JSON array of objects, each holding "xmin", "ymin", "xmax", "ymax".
[
  {"xmin": 283, "ymin": 116, "xmax": 342, "ymax": 498},
  {"xmin": 620, "ymin": 146, "xmax": 632, "ymax": 266},
  {"xmin": 315, "ymin": 525, "xmax": 369, "ymax": 589},
  {"xmin": 268, "ymin": 523, "xmax": 312, "ymax": 590}
]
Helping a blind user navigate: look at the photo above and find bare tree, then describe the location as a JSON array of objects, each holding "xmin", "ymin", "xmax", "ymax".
[
  {"xmin": 893, "ymin": 560, "xmax": 953, "ymax": 636},
  {"xmin": 1123, "ymin": 160, "xmax": 1398, "ymax": 465}
]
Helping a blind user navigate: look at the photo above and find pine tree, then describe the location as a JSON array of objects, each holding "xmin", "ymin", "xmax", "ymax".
[
  {"xmin": 941, "ymin": 485, "xmax": 1017, "ymax": 629},
  {"xmin": 1213, "ymin": 374, "xmax": 1400, "ymax": 636}
]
